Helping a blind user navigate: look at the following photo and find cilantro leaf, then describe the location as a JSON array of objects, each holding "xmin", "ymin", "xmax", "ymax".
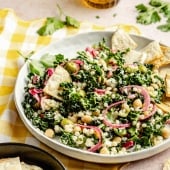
[
  {"xmin": 157, "ymin": 22, "xmax": 170, "ymax": 32},
  {"xmin": 149, "ymin": 0, "xmax": 163, "ymax": 7},
  {"xmin": 65, "ymin": 16, "xmax": 80, "ymax": 28},
  {"xmin": 135, "ymin": 0, "xmax": 170, "ymax": 32},
  {"xmin": 136, "ymin": 4, "xmax": 148, "ymax": 12},
  {"xmin": 37, "ymin": 17, "xmax": 65, "ymax": 36},
  {"xmin": 37, "ymin": 4, "xmax": 80, "ymax": 36},
  {"xmin": 160, "ymin": 3, "xmax": 170, "ymax": 18},
  {"xmin": 136, "ymin": 9, "xmax": 161, "ymax": 25},
  {"xmin": 150, "ymin": 11, "xmax": 162, "ymax": 23}
]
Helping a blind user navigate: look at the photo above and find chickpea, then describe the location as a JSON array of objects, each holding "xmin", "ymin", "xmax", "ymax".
[
  {"xmin": 112, "ymin": 136, "xmax": 121, "ymax": 146},
  {"xmin": 94, "ymin": 130, "xmax": 100, "ymax": 139},
  {"xmin": 133, "ymin": 99, "xmax": 143, "ymax": 109},
  {"xmin": 92, "ymin": 110, "xmax": 100, "ymax": 116},
  {"xmin": 144, "ymin": 111, "xmax": 149, "ymax": 116},
  {"xmin": 121, "ymin": 103, "xmax": 130, "ymax": 113},
  {"xmin": 161, "ymin": 127, "xmax": 170, "ymax": 139},
  {"xmin": 81, "ymin": 115, "xmax": 92, "ymax": 124},
  {"xmin": 74, "ymin": 125, "xmax": 81, "ymax": 132},
  {"xmin": 44, "ymin": 128, "xmax": 55, "ymax": 138},
  {"xmin": 113, "ymin": 136, "xmax": 121, "ymax": 144},
  {"xmin": 68, "ymin": 115, "xmax": 78, "ymax": 123},
  {"xmin": 100, "ymin": 147, "xmax": 110, "ymax": 154}
]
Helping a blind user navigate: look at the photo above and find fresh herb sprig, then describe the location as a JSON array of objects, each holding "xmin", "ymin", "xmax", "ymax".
[
  {"xmin": 37, "ymin": 4, "xmax": 80, "ymax": 36},
  {"xmin": 135, "ymin": 0, "xmax": 170, "ymax": 32}
]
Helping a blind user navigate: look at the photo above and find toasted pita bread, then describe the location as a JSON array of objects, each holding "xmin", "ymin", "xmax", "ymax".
[
  {"xmin": 111, "ymin": 29, "xmax": 137, "ymax": 51},
  {"xmin": 159, "ymin": 46, "xmax": 170, "ymax": 67},
  {"xmin": 156, "ymin": 102, "xmax": 170, "ymax": 113},
  {"xmin": 0, "ymin": 157, "xmax": 43, "ymax": 170},
  {"xmin": 165, "ymin": 73, "xmax": 170, "ymax": 97},
  {"xmin": 124, "ymin": 50, "xmax": 146, "ymax": 64},
  {"xmin": 163, "ymin": 159, "xmax": 170, "ymax": 170},
  {"xmin": 162, "ymin": 95, "xmax": 170, "ymax": 107},
  {"xmin": 150, "ymin": 46, "xmax": 170, "ymax": 68},
  {"xmin": 43, "ymin": 65, "xmax": 71, "ymax": 100},
  {"xmin": 161, "ymin": 46, "xmax": 170, "ymax": 59},
  {"xmin": 158, "ymin": 64, "xmax": 170, "ymax": 79},
  {"xmin": 141, "ymin": 41, "xmax": 163, "ymax": 64},
  {"xmin": 0, "ymin": 157, "xmax": 22, "ymax": 170},
  {"xmin": 21, "ymin": 162, "xmax": 42, "ymax": 170}
]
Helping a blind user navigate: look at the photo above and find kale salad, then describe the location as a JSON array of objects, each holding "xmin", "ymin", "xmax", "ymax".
[{"xmin": 22, "ymin": 37, "xmax": 170, "ymax": 155}]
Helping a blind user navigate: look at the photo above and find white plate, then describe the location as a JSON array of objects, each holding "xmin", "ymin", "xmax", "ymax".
[{"xmin": 14, "ymin": 31, "xmax": 170, "ymax": 164}]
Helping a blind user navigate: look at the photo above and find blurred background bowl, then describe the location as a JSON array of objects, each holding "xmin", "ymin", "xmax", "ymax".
[{"xmin": 0, "ymin": 142, "xmax": 66, "ymax": 170}]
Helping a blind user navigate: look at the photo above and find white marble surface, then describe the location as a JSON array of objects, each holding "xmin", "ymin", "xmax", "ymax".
[
  {"xmin": 0, "ymin": 0, "xmax": 169, "ymax": 46},
  {"xmin": 0, "ymin": 1, "xmax": 169, "ymax": 167}
]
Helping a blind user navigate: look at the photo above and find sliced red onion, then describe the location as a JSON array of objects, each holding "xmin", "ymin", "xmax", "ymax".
[
  {"xmin": 28, "ymin": 88, "xmax": 43, "ymax": 103},
  {"xmin": 77, "ymin": 124, "xmax": 102, "ymax": 152},
  {"xmin": 46, "ymin": 68, "xmax": 54, "ymax": 77},
  {"xmin": 85, "ymin": 47, "xmax": 98, "ymax": 58},
  {"xmin": 72, "ymin": 59, "xmax": 84, "ymax": 66},
  {"xmin": 94, "ymin": 88, "xmax": 106, "ymax": 95},
  {"xmin": 102, "ymin": 101, "xmax": 130, "ymax": 128},
  {"xmin": 29, "ymin": 88, "xmax": 43, "ymax": 95}
]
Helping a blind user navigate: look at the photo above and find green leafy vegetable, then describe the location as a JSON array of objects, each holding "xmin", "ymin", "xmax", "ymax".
[
  {"xmin": 135, "ymin": 0, "xmax": 170, "ymax": 31},
  {"xmin": 29, "ymin": 60, "xmax": 45, "ymax": 76},
  {"xmin": 37, "ymin": 4, "xmax": 80, "ymax": 36},
  {"xmin": 65, "ymin": 16, "xmax": 80, "ymax": 28},
  {"xmin": 149, "ymin": 0, "xmax": 163, "ymax": 7},
  {"xmin": 160, "ymin": 3, "xmax": 170, "ymax": 18},
  {"xmin": 157, "ymin": 22, "xmax": 170, "ymax": 32},
  {"xmin": 37, "ymin": 18, "xmax": 65, "ymax": 36}
]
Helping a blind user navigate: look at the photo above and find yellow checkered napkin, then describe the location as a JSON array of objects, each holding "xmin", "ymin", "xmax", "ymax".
[{"xmin": 0, "ymin": 9, "xmax": 140, "ymax": 170}]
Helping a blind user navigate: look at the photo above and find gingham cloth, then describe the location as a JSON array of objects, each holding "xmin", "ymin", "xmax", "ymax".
[{"xmin": 0, "ymin": 9, "xmax": 140, "ymax": 170}]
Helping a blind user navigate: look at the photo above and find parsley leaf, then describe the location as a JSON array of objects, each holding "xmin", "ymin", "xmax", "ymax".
[
  {"xmin": 157, "ymin": 22, "xmax": 170, "ymax": 32},
  {"xmin": 136, "ymin": 9, "xmax": 161, "ymax": 24},
  {"xmin": 135, "ymin": 0, "xmax": 170, "ymax": 32},
  {"xmin": 160, "ymin": 3, "xmax": 170, "ymax": 18},
  {"xmin": 149, "ymin": 0, "xmax": 163, "ymax": 7},
  {"xmin": 136, "ymin": 3, "xmax": 161, "ymax": 25},
  {"xmin": 136, "ymin": 4, "xmax": 148, "ymax": 12},
  {"xmin": 37, "ymin": 18, "xmax": 65, "ymax": 36},
  {"xmin": 65, "ymin": 16, "xmax": 80, "ymax": 28},
  {"xmin": 37, "ymin": 4, "xmax": 80, "ymax": 36}
]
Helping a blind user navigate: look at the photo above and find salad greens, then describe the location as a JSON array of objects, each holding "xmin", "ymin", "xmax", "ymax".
[{"xmin": 22, "ymin": 38, "xmax": 170, "ymax": 155}]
